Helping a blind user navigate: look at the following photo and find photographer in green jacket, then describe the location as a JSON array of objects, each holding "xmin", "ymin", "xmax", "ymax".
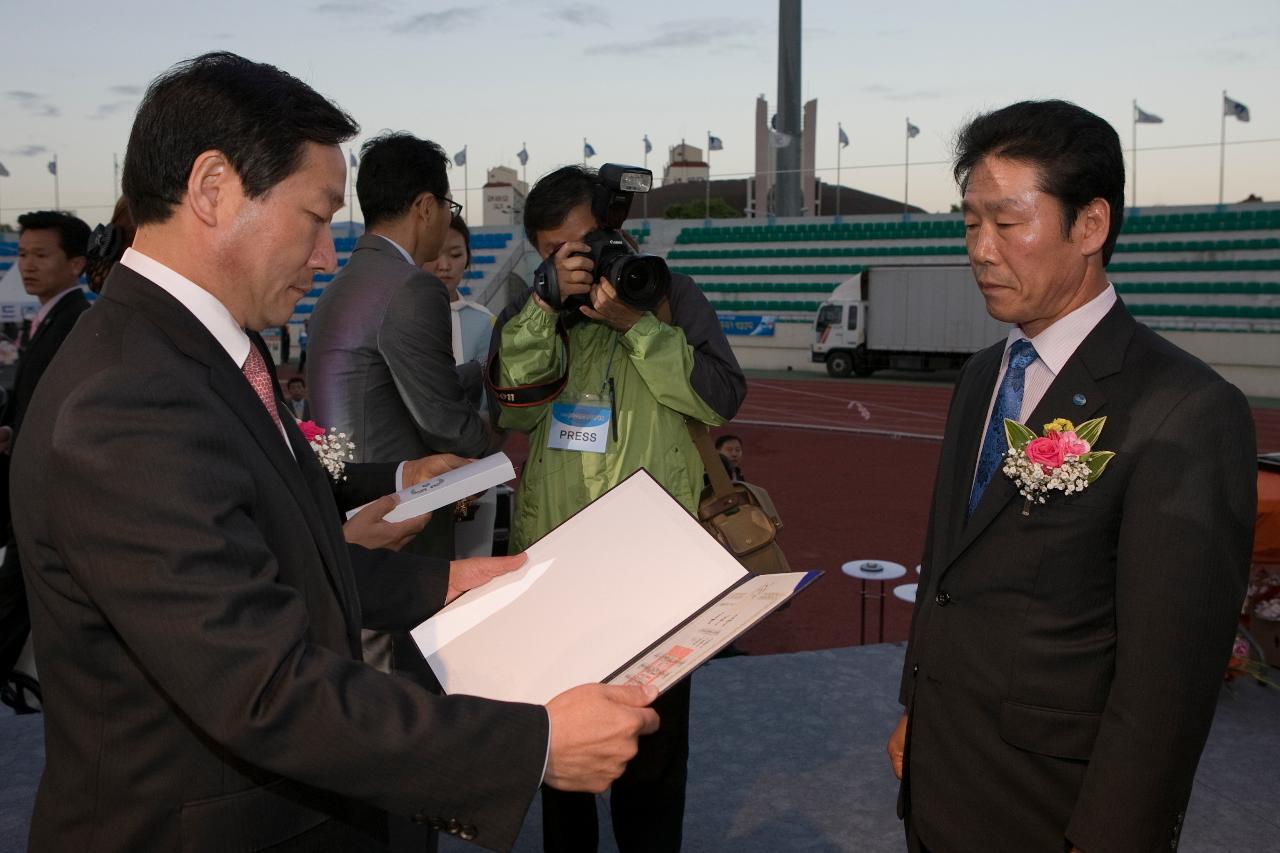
[{"xmin": 489, "ymin": 164, "xmax": 746, "ymax": 853}]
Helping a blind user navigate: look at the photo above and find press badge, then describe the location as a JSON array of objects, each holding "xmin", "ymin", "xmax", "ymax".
[{"xmin": 548, "ymin": 395, "xmax": 611, "ymax": 453}]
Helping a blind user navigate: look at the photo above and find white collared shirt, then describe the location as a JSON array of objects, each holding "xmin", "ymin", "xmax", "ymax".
[
  {"xmin": 375, "ymin": 234, "xmax": 414, "ymax": 265},
  {"xmin": 974, "ymin": 285, "xmax": 1117, "ymax": 480},
  {"xmin": 120, "ymin": 248, "xmax": 292, "ymax": 453}
]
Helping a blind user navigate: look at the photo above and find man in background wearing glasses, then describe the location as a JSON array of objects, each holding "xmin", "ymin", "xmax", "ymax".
[{"xmin": 307, "ymin": 132, "xmax": 492, "ymax": 689}]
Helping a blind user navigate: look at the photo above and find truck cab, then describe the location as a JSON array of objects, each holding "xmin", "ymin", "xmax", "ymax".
[{"xmin": 812, "ymin": 280, "xmax": 869, "ymax": 377}]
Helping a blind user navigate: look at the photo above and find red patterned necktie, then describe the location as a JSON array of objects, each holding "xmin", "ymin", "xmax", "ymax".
[{"xmin": 241, "ymin": 344, "xmax": 285, "ymax": 433}]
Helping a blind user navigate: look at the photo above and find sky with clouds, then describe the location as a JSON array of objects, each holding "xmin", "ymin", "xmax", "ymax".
[{"xmin": 1, "ymin": 0, "xmax": 1277, "ymax": 226}]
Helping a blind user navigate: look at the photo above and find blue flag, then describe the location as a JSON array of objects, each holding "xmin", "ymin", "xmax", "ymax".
[
  {"xmin": 454, "ymin": 147, "xmax": 467, "ymax": 167},
  {"xmin": 708, "ymin": 134, "xmax": 723, "ymax": 151},
  {"xmin": 1224, "ymin": 95, "xmax": 1250, "ymax": 122},
  {"xmin": 517, "ymin": 144, "xmax": 529, "ymax": 166},
  {"xmin": 906, "ymin": 121, "xmax": 920, "ymax": 139},
  {"xmin": 583, "ymin": 141, "xmax": 596, "ymax": 158},
  {"xmin": 0, "ymin": 161, "xmax": 9, "ymax": 178},
  {"xmin": 643, "ymin": 134, "xmax": 652, "ymax": 155},
  {"xmin": 838, "ymin": 125, "xmax": 849, "ymax": 148},
  {"xmin": 47, "ymin": 159, "xmax": 57, "ymax": 176},
  {"xmin": 349, "ymin": 151, "xmax": 358, "ymax": 167}
]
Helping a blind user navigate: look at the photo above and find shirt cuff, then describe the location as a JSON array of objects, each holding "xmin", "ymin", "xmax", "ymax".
[{"xmin": 395, "ymin": 460, "xmax": 407, "ymax": 492}]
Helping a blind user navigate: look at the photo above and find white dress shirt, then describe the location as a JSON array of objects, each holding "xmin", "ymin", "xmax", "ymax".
[
  {"xmin": 28, "ymin": 285, "xmax": 83, "ymax": 339},
  {"xmin": 120, "ymin": 248, "xmax": 293, "ymax": 454},
  {"xmin": 974, "ymin": 285, "xmax": 1117, "ymax": 479}
]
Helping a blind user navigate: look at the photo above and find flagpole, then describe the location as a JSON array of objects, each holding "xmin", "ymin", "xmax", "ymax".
[
  {"xmin": 836, "ymin": 123, "xmax": 843, "ymax": 222},
  {"xmin": 903, "ymin": 120, "xmax": 910, "ymax": 217},
  {"xmin": 643, "ymin": 140, "xmax": 649, "ymax": 222},
  {"xmin": 1218, "ymin": 90, "xmax": 1227, "ymax": 206},
  {"xmin": 1131, "ymin": 100, "xmax": 1138, "ymax": 209},
  {"xmin": 704, "ymin": 131, "xmax": 712, "ymax": 226}
]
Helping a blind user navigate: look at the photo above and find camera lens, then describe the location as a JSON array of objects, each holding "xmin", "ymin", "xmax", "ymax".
[{"xmin": 610, "ymin": 255, "xmax": 670, "ymax": 312}]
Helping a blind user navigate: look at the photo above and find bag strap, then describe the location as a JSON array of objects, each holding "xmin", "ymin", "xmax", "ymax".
[
  {"xmin": 686, "ymin": 420, "xmax": 736, "ymax": 501},
  {"xmin": 484, "ymin": 319, "xmax": 572, "ymax": 408}
]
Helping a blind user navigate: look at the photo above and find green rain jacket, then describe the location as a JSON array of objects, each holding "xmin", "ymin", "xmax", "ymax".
[{"xmin": 495, "ymin": 274, "xmax": 746, "ymax": 551}]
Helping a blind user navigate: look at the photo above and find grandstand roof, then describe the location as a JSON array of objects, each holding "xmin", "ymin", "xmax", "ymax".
[{"xmin": 644, "ymin": 178, "xmax": 925, "ymax": 218}]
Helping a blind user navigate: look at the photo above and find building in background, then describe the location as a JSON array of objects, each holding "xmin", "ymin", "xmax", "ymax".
[
  {"xmin": 482, "ymin": 165, "xmax": 527, "ymax": 227},
  {"xmin": 662, "ymin": 143, "xmax": 709, "ymax": 186},
  {"xmin": 753, "ymin": 95, "xmax": 817, "ymax": 218}
]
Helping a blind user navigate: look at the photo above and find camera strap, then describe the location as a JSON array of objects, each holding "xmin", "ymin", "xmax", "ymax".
[{"xmin": 485, "ymin": 319, "xmax": 573, "ymax": 407}]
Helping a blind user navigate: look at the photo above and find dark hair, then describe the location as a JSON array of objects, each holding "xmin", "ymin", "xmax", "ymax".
[
  {"xmin": 84, "ymin": 196, "xmax": 137, "ymax": 293},
  {"xmin": 953, "ymin": 100, "xmax": 1125, "ymax": 264},
  {"xmin": 123, "ymin": 51, "xmax": 359, "ymax": 226},
  {"xmin": 18, "ymin": 210, "xmax": 91, "ymax": 258},
  {"xmin": 356, "ymin": 132, "xmax": 450, "ymax": 228},
  {"xmin": 524, "ymin": 165, "xmax": 596, "ymax": 246},
  {"xmin": 286, "ymin": 376, "xmax": 306, "ymax": 388},
  {"xmin": 714, "ymin": 434, "xmax": 742, "ymax": 450},
  {"xmin": 448, "ymin": 214, "xmax": 473, "ymax": 268}
]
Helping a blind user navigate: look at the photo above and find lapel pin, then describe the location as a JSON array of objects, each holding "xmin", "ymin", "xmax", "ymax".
[{"xmin": 1072, "ymin": 393, "xmax": 1086, "ymax": 406}]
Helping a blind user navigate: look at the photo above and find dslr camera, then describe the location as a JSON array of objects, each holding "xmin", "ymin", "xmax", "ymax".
[{"xmin": 533, "ymin": 164, "xmax": 671, "ymax": 314}]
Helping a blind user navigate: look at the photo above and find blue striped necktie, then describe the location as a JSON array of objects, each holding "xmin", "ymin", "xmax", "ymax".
[{"xmin": 968, "ymin": 339, "xmax": 1038, "ymax": 518}]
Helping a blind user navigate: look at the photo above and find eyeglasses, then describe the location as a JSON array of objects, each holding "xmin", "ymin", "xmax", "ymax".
[{"xmin": 444, "ymin": 198, "xmax": 463, "ymax": 218}]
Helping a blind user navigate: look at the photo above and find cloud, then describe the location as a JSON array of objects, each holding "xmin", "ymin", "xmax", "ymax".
[
  {"xmin": 396, "ymin": 6, "xmax": 480, "ymax": 33},
  {"xmin": 1203, "ymin": 48, "xmax": 1253, "ymax": 66},
  {"xmin": 557, "ymin": 3, "xmax": 607, "ymax": 26},
  {"xmin": 7, "ymin": 91, "xmax": 59, "ymax": 118},
  {"xmin": 109, "ymin": 85, "xmax": 142, "ymax": 96},
  {"xmin": 89, "ymin": 101, "xmax": 135, "ymax": 120},
  {"xmin": 315, "ymin": 0, "xmax": 392, "ymax": 12},
  {"xmin": 585, "ymin": 17, "xmax": 758, "ymax": 55},
  {"xmin": 4, "ymin": 145, "xmax": 49, "ymax": 157}
]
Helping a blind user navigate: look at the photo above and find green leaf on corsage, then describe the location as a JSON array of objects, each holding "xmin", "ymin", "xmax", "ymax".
[
  {"xmin": 1074, "ymin": 416, "xmax": 1107, "ymax": 448},
  {"xmin": 1083, "ymin": 450, "xmax": 1115, "ymax": 483},
  {"xmin": 1004, "ymin": 418, "xmax": 1039, "ymax": 451}
]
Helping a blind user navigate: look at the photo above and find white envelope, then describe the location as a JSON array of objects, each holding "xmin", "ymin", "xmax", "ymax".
[{"xmin": 345, "ymin": 452, "xmax": 516, "ymax": 523}]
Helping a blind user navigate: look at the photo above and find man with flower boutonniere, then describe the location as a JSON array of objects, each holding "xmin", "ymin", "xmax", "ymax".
[{"xmin": 887, "ymin": 101, "xmax": 1256, "ymax": 853}]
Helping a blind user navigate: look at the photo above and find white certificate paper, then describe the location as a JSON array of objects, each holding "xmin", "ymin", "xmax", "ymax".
[{"xmin": 411, "ymin": 469, "xmax": 820, "ymax": 705}]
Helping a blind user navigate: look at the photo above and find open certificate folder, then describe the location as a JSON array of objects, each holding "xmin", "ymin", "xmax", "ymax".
[{"xmin": 411, "ymin": 469, "xmax": 821, "ymax": 704}]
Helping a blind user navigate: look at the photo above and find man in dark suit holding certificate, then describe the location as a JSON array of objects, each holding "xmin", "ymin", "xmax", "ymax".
[
  {"xmin": 888, "ymin": 100, "xmax": 1256, "ymax": 853},
  {"xmin": 12, "ymin": 51, "xmax": 658, "ymax": 853}
]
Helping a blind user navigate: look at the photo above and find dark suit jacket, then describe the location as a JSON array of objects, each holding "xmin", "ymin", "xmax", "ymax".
[
  {"xmin": 2, "ymin": 287, "xmax": 90, "ymax": 436},
  {"xmin": 898, "ymin": 301, "xmax": 1256, "ymax": 853},
  {"xmin": 12, "ymin": 264, "xmax": 547, "ymax": 853}
]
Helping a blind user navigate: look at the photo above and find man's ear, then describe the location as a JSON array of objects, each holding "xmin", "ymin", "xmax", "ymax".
[
  {"xmin": 186, "ymin": 150, "xmax": 234, "ymax": 228},
  {"xmin": 1075, "ymin": 197, "xmax": 1111, "ymax": 259},
  {"xmin": 69, "ymin": 255, "xmax": 87, "ymax": 278},
  {"xmin": 413, "ymin": 191, "xmax": 437, "ymax": 225}
]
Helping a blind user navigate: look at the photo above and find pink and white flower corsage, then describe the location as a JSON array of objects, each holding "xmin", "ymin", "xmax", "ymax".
[
  {"xmin": 1002, "ymin": 417, "xmax": 1115, "ymax": 514},
  {"xmin": 297, "ymin": 420, "xmax": 354, "ymax": 481}
]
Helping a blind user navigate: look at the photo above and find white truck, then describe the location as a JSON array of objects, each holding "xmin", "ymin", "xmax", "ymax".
[{"xmin": 811, "ymin": 266, "xmax": 1007, "ymax": 377}]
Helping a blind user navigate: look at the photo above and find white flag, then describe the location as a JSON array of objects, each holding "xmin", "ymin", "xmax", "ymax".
[
  {"xmin": 454, "ymin": 146, "xmax": 467, "ymax": 167},
  {"xmin": 1224, "ymin": 95, "xmax": 1250, "ymax": 122},
  {"xmin": 906, "ymin": 121, "xmax": 920, "ymax": 139},
  {"xmin": 1133, "ymin": 104, "xmax": 1163, "ymax": 124},
  {"xmin": 768, "ymin": 129, "xmax": 792, "ymax": 149}
]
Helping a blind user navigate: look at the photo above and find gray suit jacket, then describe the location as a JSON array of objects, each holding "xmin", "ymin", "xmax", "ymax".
[{"xmin": 307, "ymin": 234, "xmax": 489, "ymax": 465}]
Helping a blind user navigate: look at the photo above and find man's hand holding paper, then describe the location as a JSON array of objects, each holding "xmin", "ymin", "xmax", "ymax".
[
  {"xmin": 544, "ymin": 683, "xmax": 660, "ymax": 793},
  {"xmin": 342, "ymin": 494, "xmax": 428, "ymax": 551}
]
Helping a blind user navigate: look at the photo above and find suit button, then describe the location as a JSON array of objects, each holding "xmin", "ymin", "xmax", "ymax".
[
  {"xmin": 460, "ymin": 825, "xmax": 479, "ymax": 841},
  {"xmin": 912, "ymin": 663, "xmax": 919, "ymax": 675},
  {"xmin": 411, "ymin": 812, "xmax": 428, "ymax": 825},
  {"xmin": 447, "ymin": 819, "xmax": 462, "ymax": 835},
  {"xmin": 429, "ymin": 818, "xmax": 446, "ymax": 831},
  {"xmin": 935, "ymin": 591, "xmax": 951, "ymax": 606}
]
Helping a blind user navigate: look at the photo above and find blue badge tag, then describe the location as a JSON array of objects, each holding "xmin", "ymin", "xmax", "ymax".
[{"xmin": 548, "ymin": 401, "xmax": 611, "ymax": 453}]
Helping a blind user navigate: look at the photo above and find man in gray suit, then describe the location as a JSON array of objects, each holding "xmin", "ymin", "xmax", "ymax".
[{"xmin": 308, "ymin": 132, "xmax": 489, "ymax": 673}]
